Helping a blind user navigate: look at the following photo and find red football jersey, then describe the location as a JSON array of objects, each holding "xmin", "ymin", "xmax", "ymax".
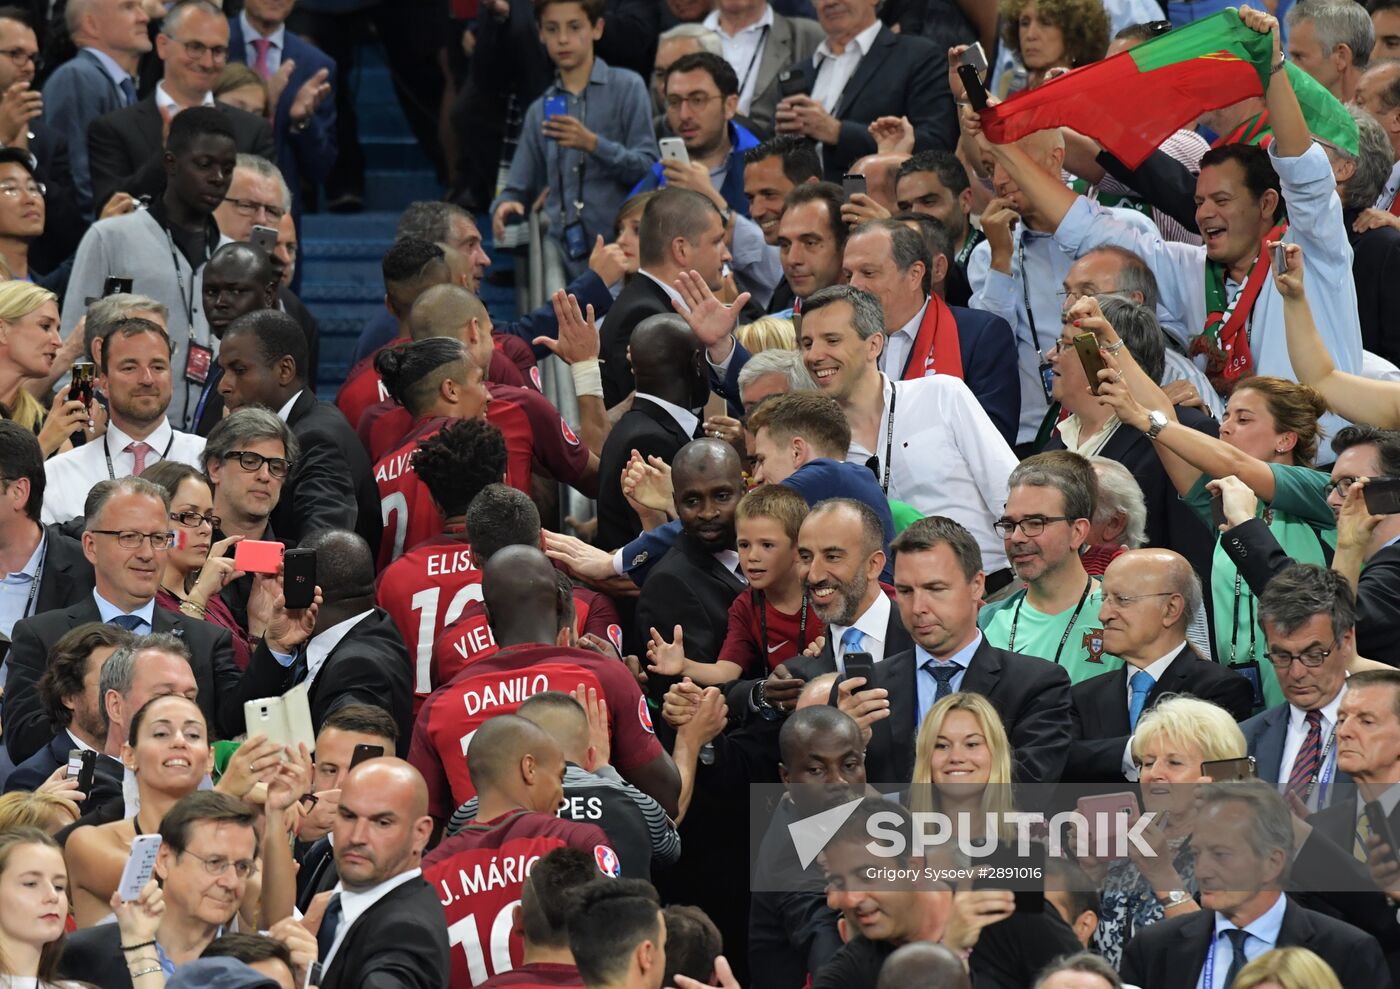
[
  {"xmin": 409, "ymin": 643, "xmax": 664, "ymax": 820},
  {"xmin": 719, "ymin": 591, "xmax": 826, "ymax": 674},
  {"xmin": 336, "ymin": 350, "xmax": 392, "ymax": 431},
  {"xmin": 481, "ymin": 963, "xmax": 583, "ymax": 988},
  {"xmin": 431, "ymin": 587, "xmax": 624, "ymax": 688},
  {"xmin": 423, "ymin": 809, "xmax": 613, "ymax": 988}
]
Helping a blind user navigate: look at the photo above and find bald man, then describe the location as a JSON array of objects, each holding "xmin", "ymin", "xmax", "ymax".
[
  {"xmin": 409, "ymin": 546, "xmax": 678, "ymax": 826},
  {"xmin": 422, "ymin": 714, "xmax": 614, "ymax": 988},
  {"xmin": 318, "ymin": 758, "xmax": 450, "ymax": 989},
  {"xmin": 876, "ymin": 943, "xmax": 970, "ymax": 989},
  {"xmin": 1066, "ymin": 549, "xmax": 1255, "ymax": 783}
]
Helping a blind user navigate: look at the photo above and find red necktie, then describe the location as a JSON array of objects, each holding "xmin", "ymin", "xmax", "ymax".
[
  {"xmin": 125, "ymin": 441, "xmax": 151, "ymax": 476},
  {"xmin": 1285, "ymin": 709, "xmax": 1323, "ymax": 804},
  {"xmin": 252, "ymin": 38, "xmax": 272, "ymax": 79}
]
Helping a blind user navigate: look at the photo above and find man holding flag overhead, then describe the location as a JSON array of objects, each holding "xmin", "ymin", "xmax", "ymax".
[{"xmin": 967, "ymin": 7, "xmax": 1362, "ymax": 445}]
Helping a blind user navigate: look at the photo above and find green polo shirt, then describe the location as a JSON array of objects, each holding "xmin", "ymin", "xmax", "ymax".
[{"xmin": 979, "ymin": 581, "xmax": 1124, "ymax": 685}]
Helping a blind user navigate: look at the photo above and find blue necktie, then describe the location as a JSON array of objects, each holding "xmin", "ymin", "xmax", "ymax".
[
  {"xmin": 1128, "ymin": 669, "xmax": 1154, "ymax": 729},
  {"xmin": 926, "ymin": 661, "xmax": 962, "ymax": 703},
  {"xmin": 1222, "ymin": 928, "xmax": 1250, "ymax": 989},
  {"xmin": 840, "ymin": 627, "xmax": 865, "ymax": 662},
  {"xmin": 109, "ymin": 614, "xmax": 144, "ymax": 632},
  {"xmin": 317, "ymin": 891, "xmax": 342, "ymax": 961},
  {"xmin": 119, "ymin": 77, "xmax": 137, "ymax": 106}
]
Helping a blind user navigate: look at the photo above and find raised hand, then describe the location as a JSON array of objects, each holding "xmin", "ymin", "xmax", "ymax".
[
  {"xmin": 672, "ymin": 269, "xmax": 750, "ymax": 348},
  {"xmin": 542, "ymin": 289, "xmax": 601, "ymax": 365},
  {"xmin": 647, "ymin": 625, "xmax": 687, "ymax": 676}
]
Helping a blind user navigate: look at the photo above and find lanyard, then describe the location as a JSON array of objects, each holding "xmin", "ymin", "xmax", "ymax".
[
  {"xmin": 757, "ymin": 589, "xmax": 809, "ymax": 655},
  {"xmin": 163, "ymin": 227, "xmax": 208, "ymax": 332},
  {"xmin": 553, "ymin": 88, "xmax": 589, "ymax": 223},
  {"xmin": 735, "ymin": 24, "xmax": 770, "ymax": 100},
  {"xmin": 20, "ymin": 550, "xmax": 43, "ymax": 620},
  {"xmin": 1018, "ymin": 240, "xmax": 1048, "ymax": 356},
  {"xmin": 1302, "ymin": 723, "xmax": 1339, "ymax": 804},
  {"xmin": 876, "ymin": 382, "xmax": 898, "ymax": 494},
  {"xmin": 1008, "ymin": 576, "xmax": 1092, "ymax": 666},
  {"xmin": 1229, "ymin": 574, "xmax": 1257, "ymax": 663},
  {"xmin": 103, "ymin": 431, "xmax": 176, "ymax": 480},
  {"xmin": 1201, "ymin": 930, "xmax": 1230, "ymax": 989}
]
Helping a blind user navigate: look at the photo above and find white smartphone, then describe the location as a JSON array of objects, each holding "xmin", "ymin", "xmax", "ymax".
[
  {"xmin": 659, "ymin": 137, "xmax": 690, "ymax": 166},
  {"xmin": 118, "ymin": 834, "xmax": 162, "ymax": 901},
  {"xmin": 243, "ymin": 682, "xmax": 316, "ymax": 755}
]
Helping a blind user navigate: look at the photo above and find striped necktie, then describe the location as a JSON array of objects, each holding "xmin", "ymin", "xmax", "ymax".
[{"xmin": 1284, "ymin": 709, "xmax": 1323, "ymax": 804}]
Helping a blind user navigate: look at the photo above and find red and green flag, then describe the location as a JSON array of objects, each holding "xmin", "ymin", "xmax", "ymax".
[{"xmin": 981, "ymin": 9, "xmax": 1272, "ymax": 168}]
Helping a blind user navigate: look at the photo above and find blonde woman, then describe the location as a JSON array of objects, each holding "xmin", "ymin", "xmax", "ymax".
[
  {"xmin": 1090, "ymin": 695, "xmax": 1246, "ymax": 967},
  {"xmin": 0, "ymin": 789, "xmax": 80, "ymax": 836},
  {"xmin": 1231, "ymin": 947, "xmax": 1343, "ymax": 989},
  {"xmin": 909, "ymin": 692, "xmax": 1015, "ymax": 843},
  {"xmin": 0, "ymin": 282, "xmax": 90, "ymax": 457},
  {"xmin": 737, "ymin": 316, "xmax": 796, "ymax": 354}
]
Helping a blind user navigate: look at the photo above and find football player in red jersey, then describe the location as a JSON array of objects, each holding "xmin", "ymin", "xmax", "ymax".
[
  {"xmin": 372, "ymin": 339, "xmax": 492, "ymax": 569},
  {"xmin": 424, "ymin": 715, "xmax": 614, "ymax": 989},
  {"xmin": 376, "ymin": 418, "xmax": 507, "ymax": 705},
  {"xmin": 430, "ymin": 485, "xmax": 623, "ymax": 690},
  {"xmin": 410, "ymin": 546, "xmax": 678, "ymax": 824},
  {"xmin": 567, "ymin": 880, "xmax": 668, "ymax": 989},
  {"xmin": 478, "ymin": 848, "xmax": 598, "ymax": 988}
]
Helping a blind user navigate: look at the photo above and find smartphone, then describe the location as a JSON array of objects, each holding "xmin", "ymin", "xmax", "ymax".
[
  {"xmin": 350, "ymin": 743, "xmax": 385, "ymax": 769},
  {"xmin": 843, "ymin": 651, "xmax": 876, "ymax": 692},
  {"xmin": 1072, "ymin": 332, "xmax": 1108, "ymax": 395},
  {"xmin": 250, "ymin": 224, "xmax": 278, "ymax": 255},
  {"xmin": 778, "ymin": 65, "xmax": 810, "ymax": 97},
  {"xmin": 117, "ymin": 834, "xmax": 162, "ymax": 901},
  {"xmin": 103, "ymin": 276, "xmax": 133, "ymax": 297},
  {"xmin": 543, "ymin": 94, "xmax": 567, "ymax": 121},
  {"xmin": 958, "ymin": 42, "xmax": 988, "ymax": 78},
  {"xmin": 958, "ymin": 63, "xmax": 989, "ymax": 111},
  {"xmin": 1210, "ymin": 490, "xmax": 1227, "ymax": 530},
  {"xmin": 1273, "ymin": 242, "xmax": 1288, "ymax": 275},
  {"xmin": 282, "ymin": 547, "xmax": 316, "ymax": 610},
  {"xmin": 233, "ymin": 538, "xmax": 284, "ymax": 575},
  {"xmin": 68, "ymin": 361, "xmax": 96, "ymax": 404},
  {"xmin": 1364, "ymin": 477, "xmax": 1400, "ymax": 516},
  {"xmin": 972, "ymin": 842, "xmax": 1045, "ymax": 913},
  {"xmin": 243, "ymin": 682, "xmax": 316, "ymax": 753},
  {"xmin": 1076, "ymin": 791, "xmax": 1141, "ymax": 859},
  {"xmin": 1202, "ymin": 756, "xmax": 1256, "ymax": 782},
  {"xmin": 67, "ymin": 748, "xmax": 97, "ymax": 794},
  {"xmin": 842, "ymin": 173, "xmax": 867, "ymax": 201},
  {"xmin": 659, "ymin": 137, "xmax": 690, "ymax": 166}
]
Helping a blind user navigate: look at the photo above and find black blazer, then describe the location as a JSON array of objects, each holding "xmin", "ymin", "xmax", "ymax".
[
  {"xmin": 1044, "ymin": 405, "xmax": 1219, "ymax": 578},
  {"xmin": 789, "ymin": 25, "xmax": 957, "ymax": 180},
  {"xmin": 3, "ymin": 598, "xmax": 240, "ymax": 763},
  {"xmin": 86, "ymin": 96, "xmax": 275, "ymax": 211},
  {"xmin": 1120, "ymin": 895, "xmax": 1390, "ymax": 989},
  {"xmin": 268, "ymin": 390, "xmax": 382, "ymax": 555},
  {"xmin": 238, "ymin": 608, "xmax": 412, "ymax": 753},
  {"xmin": 295, "ymin": 835, "xmax": 338, "ymax": 915},
  {"xmin": 34, "ymin": 524, "xmax": 95, "ymax": 614},
  {"xmin": 1067, "ymin": 643, "xmax": 1255, "ymax": 782},
  {"xmin": 1240, "ymin": 700, "xmax": 1357, "ymax": 810},
  {"xmin": 596, "ymin": 397, "xmax": 692, "ymax": 551},
  {"xmin": 318, "ymin": 875, "xmax": 450, "ymax": 989},
  {"xmin": 59, "ymin": 918, "xmax": 134, "ymax": 989},
  {"xmin": 636, "ymin": 531, "xmax": 747, "ymax": 669},
  {"xmin": 599, "ymin": 274, "xmax": 674, "ymax": 408},
  {"xmin": 4, "ymin": 732, "xmax": 123, "ymax": 812}
]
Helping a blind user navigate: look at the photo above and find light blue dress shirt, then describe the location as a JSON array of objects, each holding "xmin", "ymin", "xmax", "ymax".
[
  {"xmin": 915, "ymin": 631, "xmax": 983, "ymax": 726},
  {"xmin": 1198, "ymin": 893, "xmax": 1288, "ymax": 989},
  {"xmin": 93, "ymin": 589, "xmax": 155, "ymax": 633},
  {"xmin": 0, "ymin": 531, "xmax": 45, "ymax": 639}
]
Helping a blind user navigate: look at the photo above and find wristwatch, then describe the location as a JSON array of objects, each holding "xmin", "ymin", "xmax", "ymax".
[
  {"xmin": 1157, "ymin": 890, "xmax": 1192, "ymax": 908},
  {"xmin": 1146, "ymin": 409, "xmax": 1170, "ymax": 440}
]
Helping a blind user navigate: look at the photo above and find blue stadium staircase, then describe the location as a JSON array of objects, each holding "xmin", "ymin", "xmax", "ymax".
[{"xmin": 299, "ymin": 44, "xmax": 517, "ymax": 397}]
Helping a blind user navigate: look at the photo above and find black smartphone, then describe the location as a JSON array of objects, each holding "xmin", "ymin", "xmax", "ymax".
[
  {"xmin": 68, "ymin": 748, "xmax": 97, "ymax": 794},
  {"xmin": 959, "ymin": 63, "xmax": 988, "ymax": 110},
  {"xmin": 350, "ymin": 743, "xmax": 384, "ymax": 769},
  {"xmin": 67, "ymin": 362, "xmax": 95, "ymax": 447},
  {"xmin": 1072, "ymin": 332, "xmax": 1107, "ymax": 395},
  {"xmin": 302, "ymin": 959, "xmax": 323, "ymax": 989},
  {"xmin": 1202, "ymin": 755, "xmax": 1256, "ymax": 782},
  {"xmin": 842, "ymin": 173, "xmax": 867, "ymax": 201},
  {"xmin": 1364, "ymin": 478, "xmax": 1400, "ymax": 516},
  {"xmin": 103, "ymin": 276, "xmax": 133, "ymax": 297},
  {"xmin": 250, "ymin": 224, "xmax": 278, "ymax": 255},
  {"xmin": 778, "ymin": 65, "xmax": 810, "ymax": 97},
  {"xmin": 282, "ymin": 548, "xmax": 316, "ymax": 610},
  {"xmin": 1272, "ymin": 242, "xmax": 1288, "ymax": 275},
  {"xmin": 973, "ymin": 842, "xmax": 1045, "ymax": 913},
  {"xmin": 843, "ymin": 651, "xmax": 876, "ymax": 692},
  {"xmin": 1210, "ymin": 490, "xmax": 1227, "ymax": 530}
]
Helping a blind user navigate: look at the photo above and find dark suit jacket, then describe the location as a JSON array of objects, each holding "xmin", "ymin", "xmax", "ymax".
[
  {"xmin": 1045, "ymin": 404, "xmax": 1219, "ymax": 579},
  {"xmin": 34, "ymin": 524, "xmax": 95, "ymax": 614},
  {"xmin": 318, "ymin": 875, "xmax": 450, "ymax": 989},
  {"xmin": 596, "ymin": 398, "xmax": 692, "ymax": 551},
  {"xmin": 59, "ymin": 917, "xmax": 134, "ymax": 989},
  {"xmin": 27, "ymin": 118, "xmax": 86, "ymax": 277},
  {"xmin": 3, "ymin": 598, "xmax": 240, "ymax": 763},
  {"xmin": 635, "ymin": 531, "xmax": 747, "ymax": 669},
  {"xmin": 599, "ymin": 273, "xmax": 674, "ymax": 408},
  {"xmin": 1119, "ymin": 895, "xmax": 1390, "ymax": 989},
  {"xmin": 238, "ymin": 608, "xmax": 412, "ymax": 753},
  {"xmin": 295, "ymin": 834, "xmax": 338, "ymax": 914},
  {"xmin": 1067, "ymin": 643, "xmax": 1255, "ymax": 782},
  {"xmin": 4, "ymin": 732, "xmax": 123, "ymax": 814},
  {"xmin": 87, "ymin": 95, "xmax": 276, "ymax": 211},
  {"xmin": 1349, "ymin": 215, "xmax": 1400, "ymax": 368},
  {"xmin": 1241, "ymin": 699, "xmax": 1357, "ymax": 810},
  {"xmin": 747, "ymin": 13, "xmax": 825, "ymax": 137},
  {"xmin": 227, "ymin": 17, "xmax": 337, "ymax": 217},
  {"xmin": 1220, "ymin": 517, "xmax": 1389, "ymax": 657},
  {"xmin": 790, "ymin": 25, "xmax": 957, "ymax": 180},
  {"xmin": 268, "ymin": 389, "xmax": 382, "ymax": 555},
  {"xmin": 948, "ymin": 304, "xmax": 1019, "ymax": 446}
]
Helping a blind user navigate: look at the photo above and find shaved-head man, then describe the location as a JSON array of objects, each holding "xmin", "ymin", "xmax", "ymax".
[
  {"xmin": 423, "ymin": 712, "xmax": 614, "ymax": 987},
  {"xmin": 1066, "ymin": 548, "xmax": 1256, "ymax": 782},
  {"xmin": 314, "ymin": 759, "xmax": 451, "ymax": 989},
  {"xmin": 876, "ymin": 943, "xmax": 970, "ymax": 989}
]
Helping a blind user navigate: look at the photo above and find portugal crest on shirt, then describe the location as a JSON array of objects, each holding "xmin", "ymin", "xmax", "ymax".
[{"xmin": 1083, "ymin": 629, "xmax": 1106, "ymax": 663}]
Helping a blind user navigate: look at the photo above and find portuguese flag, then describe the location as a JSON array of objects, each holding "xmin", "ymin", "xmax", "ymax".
[{"xmin": 981, "ymin": 9, "xmax": 1272, "ymax": 168}]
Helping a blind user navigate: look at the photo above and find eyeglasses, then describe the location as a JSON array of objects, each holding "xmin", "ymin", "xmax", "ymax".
[
  {"xmin": 1324, "ymin": 476, "xmax": 1367, "ymax": 499},
  {"xmin": 665, "ymin": 92, "xmax": 720, "ymax": 112},
  {"xmin": 0, "ymin": 48, "xmax": 42, "ymax": 69},
  {"xmin": 224, "ymin": 450, "xmax": 292, "ymax": 478},
  {"xmin": 179, "ymin": 849, "xmax": 257, "ymax": 879},
  {"xmin": 171, "ymin": 38, "xmax": 229, "ymax": 63},
  {"xmin": 222, "ymin": 197, "xmax": 286, "ymax": 221},
  {"xmin": 993, "ymin": 515, "xmax": 1072, "ymax": 538},
  {"xmin": 1101, "ymin": 591, "xmax": 1177, "ymax": 610},
  {"xmin": 170, "ymin": 510, "xmax": 221, "ymax": 530},
  {"xmin": 90, "ymin": 529, "xmax": 176, "ymax": 550},
  {"xmin": 1048, "ymin": 338, "xmax": 1075, "ymax": 355},
  {"xmin": 0, "ymin": 180, "xmax": 43, "ymax": 200},
  {"xmin": 1266, "ymin": 641, "xmax": 1339, "ymax": 669}
]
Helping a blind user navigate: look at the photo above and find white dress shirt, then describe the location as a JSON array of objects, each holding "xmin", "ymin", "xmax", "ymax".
[
  {"xmin": 305, "ymin": 609, "xmax": 374, "ymax": 689},
  {"xmin": 810, "ymin": 19, "xmax": 882, "ymax": 115},
  {"xmin": 704, "ymin": 6, "xmax": 774, "ymax": 115},
  {"xmin": 154, "ymin": 81, "xmax": 215, "ymax": 118},
  {"xmin": 633, "ymin": 391, "xmax": 700, "ymax": 440},
  {"xmin": 276, "ymin": 390, "xmax": 303, "ymax": 422},
  {"xmin": 1119, "ymin": 642, "xmax": 1187, "ymax": 779},
  {"xmin": 845, "ymin": 373, "xmax": 1015, "ymax": 571},
  {"xmin": 239, "ymin": 10, "xmax": 286, "ymax": 75},
  {"xmin": 1279, "ymin": 681, "xmax": 1347, "ymax": 810},
  {"xmin": 881, "ymin": 299, "xmax": 928, "ymax": 381},
  {"xmin": 830, "ymin": 592, "xmax": 891, "ymax": 672},
  {"xmin": 322, "ymin": 868, "xmax": 422, "ymax": 969},
  {"xmin": 41, "ymin": 418, "xmax": 205, "ymax": 524}
]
